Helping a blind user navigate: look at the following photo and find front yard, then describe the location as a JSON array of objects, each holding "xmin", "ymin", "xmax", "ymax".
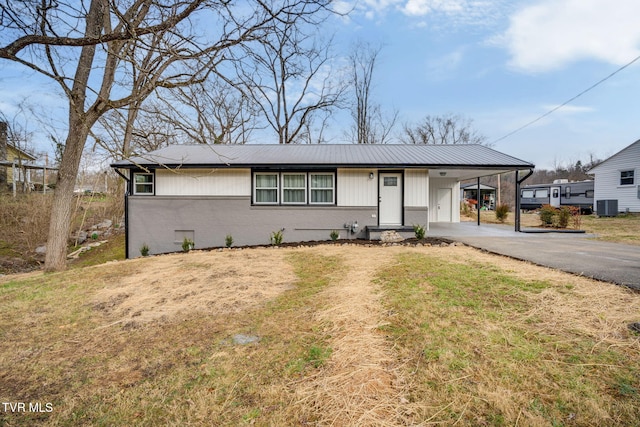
[{"xmin": 1, "ymin": 244, "xmax": 639, "ymax": 425}]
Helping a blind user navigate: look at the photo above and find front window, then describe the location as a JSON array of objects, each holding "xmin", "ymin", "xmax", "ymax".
[
  {"xmin": 133, "ymin": 173, "xmax": 154, "ymax": 195},
  {"xmin": 620, "ymin": 170, "xmax": 635, "ymax": 186},
  {"xmin": 310, "ymin": 173, "xmax": 335, "ymax": 204},
  {"xmin": 253, "ymin": 171, "xmax": 335, "ymax": 205},
  {"xmin": 282, "ymin": 173, "xmax": 307, "ymax": 204},
  {"xmin": 255, "ymin": 173, "xmax": 278, "ymax": 204}
]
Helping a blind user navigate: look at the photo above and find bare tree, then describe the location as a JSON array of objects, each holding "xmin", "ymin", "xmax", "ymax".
[
  {"xmin": 233, "ymin": 15, "xmax": 345, "ymax": 144},
  {"xmin": 402, "ymin": 113, "xmax": 487, "ymax": 145},
  {"xmin": 347, "ymin": 42, "xmax": 398, "ymax": 144},
  {"xmin": 0, "ymin": 0, "xmax": 333, "ymax": 271}
]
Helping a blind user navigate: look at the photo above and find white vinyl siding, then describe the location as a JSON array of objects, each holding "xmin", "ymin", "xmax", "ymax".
[
  {"xmin": 405, "ymin": 169, "xmax": 429, "ymax": 207},
  {"xmin": 337, "ymin": 169, "xmax": 377, "ymax": 207},
  {"xmin": 590, "ymin": 140, "xmax": 640, "ymax": 213},
  {"xmin": 155, "ymin": 169, "xmax": 251, "ymax": 196}
]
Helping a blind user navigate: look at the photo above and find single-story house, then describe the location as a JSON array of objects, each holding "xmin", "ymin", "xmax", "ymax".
[
  {"xmin": 588, "ymin": 139, "xmax": 640, "ymax": 214},
  {"xmin": 111, "ymin": 144, "xmax": 534, "ymax": 258}
]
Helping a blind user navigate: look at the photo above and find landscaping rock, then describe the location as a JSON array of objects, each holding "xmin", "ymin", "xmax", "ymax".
[{"xmin": 380, "ymin": 230, "xmax": 405, "ymax": 243}]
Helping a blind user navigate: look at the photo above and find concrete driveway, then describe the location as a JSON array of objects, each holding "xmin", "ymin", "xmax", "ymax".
[{"xmin": 428, "ymin": 222, "xmax": 640, "ymax": 290}]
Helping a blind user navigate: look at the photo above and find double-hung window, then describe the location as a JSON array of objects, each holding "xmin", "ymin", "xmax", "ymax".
[
  {"xmin": 255, "ymin": 173, "xmax": 279, "ymax": 204},
  {"xmin": 282, "ymin": 173, "xmax": 307, "ymax": 204},
  {"xmin": 253, "ymin": 171, "xmax": 335, "ymax": 205},
  {"xmin": 133, "ymin": 172, "xmax": 154, "ymax": 195},
  {"xmin": 620, "ymin": 170, "xmax": 635, "ymax": 186},
  {"xmin": 310, "ymin": 173, "xmax": 335, "ymax": 204}
]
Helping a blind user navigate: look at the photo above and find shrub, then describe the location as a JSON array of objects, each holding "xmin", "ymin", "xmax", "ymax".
[
  {"xmin": 182, "ymin": 237, "xmax": 194, "ymax": 252},
  {"xmin": 539, "ymin": 205, "xmax": 556, "ymax": 227},
  {"xmin": 557, "ymin": 206, "xmax": 571, "ymax": 228},
  {"xmin": 330, "ymin": 230, "xmax": 339, "ymax": 241},
  {"xmin": 225, "ymin": 234, "xmax": 233, "ymax": 248},
  {"xmin": 140, "ymin": 243, "xmax": 149, "ymax": 257},
  {"xmin": 569, "ymin": 206, "xmax": 582, "ymax": 229},
  {"xmin": 495, "ymin": 203, "xmax": 510, "ymax": 223},
  {"xmin": 270, "ymin": 230, "xmax": 283, "ymax": 246},
  {"xmin": 413, "ymin": 224, "xmax": 426, "ymax": 240}
]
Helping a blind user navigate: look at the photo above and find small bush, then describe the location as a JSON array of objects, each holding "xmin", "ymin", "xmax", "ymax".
[
  {"xmin": 225, "ymin": 234, "xmax": 233, "ymax": 248},
  {"xmin": 495, "ymin": 203, "xmax": 510, "ymax": 223},
  {"xmin": 557, "ymin": 206, "xmax": 571, "ymax": 228},
  {"xmin": 539, "ymin": 205, "xmax": 556, "ymax": 227},
  {"xmin": 182, "ymin": 237, "xmax": 194, "ymax": 252},
  {"xmin": 270, "ymin": 230, "xmax": 283, "ymax": 246},
  {"xmin": 330, "ymin": 230, "xmax": 339, "ymax": 241},
  {"xmin": 413, "ymin": 224, "xmax": 426, "ymax": 240},
  {"xmin": 569, "ymin": 206, "xmax": 582, "ymax": 229},
  {"xmin": 140, "ymin": 243, "xmax": 149, "ymax": 257}
]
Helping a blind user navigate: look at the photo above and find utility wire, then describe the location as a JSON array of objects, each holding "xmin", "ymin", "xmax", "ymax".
[{"xmin": 492, "ymin": 53, "xmax": 640, "ymax": 145}]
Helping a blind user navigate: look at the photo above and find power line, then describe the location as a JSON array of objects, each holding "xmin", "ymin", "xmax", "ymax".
[{"xmin": 492, "ymin": 53, "xmax": 640, "ymax": 145}]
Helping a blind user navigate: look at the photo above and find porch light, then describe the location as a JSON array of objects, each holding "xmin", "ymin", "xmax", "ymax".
[{"xmin": 369, "ymin": 172, "xmax": 374, "ymax": 179}]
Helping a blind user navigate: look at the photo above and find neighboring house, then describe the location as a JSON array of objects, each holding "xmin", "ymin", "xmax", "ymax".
[
  {"xmin": 111, "ymin": 144, "xmax": 534, "ymax": 258},
  {"xmin": 588, "ymin": 139, "xmax": 640, "ymax": 214}
]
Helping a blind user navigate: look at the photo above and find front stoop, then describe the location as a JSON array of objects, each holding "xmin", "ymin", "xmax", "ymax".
[{"xmin": 365, "ymin": 226, "xmax": 415, "ymax": 240}]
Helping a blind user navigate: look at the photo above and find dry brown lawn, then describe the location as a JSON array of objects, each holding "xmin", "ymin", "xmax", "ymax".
[{"xmin": 1, "ymin": 243, "xmax": 639, "ymax": 426}]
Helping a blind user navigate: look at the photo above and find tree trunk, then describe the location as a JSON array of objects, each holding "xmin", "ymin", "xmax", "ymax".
[{"xmin": 44, "ymin": 119, "xmax": 89, "ymax": 272}]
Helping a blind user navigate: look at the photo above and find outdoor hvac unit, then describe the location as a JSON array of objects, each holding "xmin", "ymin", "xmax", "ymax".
[{"xmin": 597, "ymin": 199, "xmax": 618, "ymax": 217}]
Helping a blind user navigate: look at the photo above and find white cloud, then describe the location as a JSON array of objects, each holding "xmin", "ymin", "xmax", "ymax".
[
  {"xmin": 402, "ymin": 0, "xmax": 464, "ymax": 16},
  {"xmin": 502, "ymin": 0, "xmax": 640, "ymax": 72},
  {"xmin": 541, "ymin": 104, "xmax": 595, "ymax": 114}
]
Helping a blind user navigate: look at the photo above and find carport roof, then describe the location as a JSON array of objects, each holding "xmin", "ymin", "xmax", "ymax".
[{"xmin": 112, "ymin": 144, "xmax": 533, "ymax": 176}]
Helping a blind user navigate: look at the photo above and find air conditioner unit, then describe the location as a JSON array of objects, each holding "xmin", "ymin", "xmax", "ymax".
[{"xmin": 596, "ymin": 200, "xmax": 618, "ymax": 217}]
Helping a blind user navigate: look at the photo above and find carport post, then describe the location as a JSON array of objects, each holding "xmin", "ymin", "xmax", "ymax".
[
  {"xmin": 477, "ymin": 177, "xmax": 481, "ymax": 226},
  {"xmin": 515, "ymin": 169, "xmax": 534, "ymax": 232}
]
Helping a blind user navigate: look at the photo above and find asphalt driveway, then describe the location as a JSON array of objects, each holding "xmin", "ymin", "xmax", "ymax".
[{"xmin": 428, "ymin": 222, "xmax": 640, "ymax": 290}]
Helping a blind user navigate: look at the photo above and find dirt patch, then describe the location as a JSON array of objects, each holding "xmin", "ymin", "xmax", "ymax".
[{"xmin": 90, "ymin": 248, "xmax": 296, "ymax": 325}]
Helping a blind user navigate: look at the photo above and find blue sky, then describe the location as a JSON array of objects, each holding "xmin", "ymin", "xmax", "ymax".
[
  {"xmin": 1, "ymin": 0, "xmax": 639, "ymax": 170},
  {"xmin": 328, "ymin": 0, "xmax": 640, "ymax": 168}
]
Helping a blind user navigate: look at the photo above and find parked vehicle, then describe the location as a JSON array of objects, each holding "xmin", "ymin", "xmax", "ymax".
[{"xmin": 520, "ymin": 179, "xmax": 594, "ymax": 213}]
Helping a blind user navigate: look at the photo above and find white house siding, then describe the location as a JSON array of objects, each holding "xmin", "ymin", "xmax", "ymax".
[
  {"xmin": 428, "ymin": 178, "xmax": 460, "ymax": 223},
  {"xmin": 155, "ymin": 169, "xmax": 251, "ymax": 196},
  {"xmin": 337, "ymin": 168, "xmax": 377, "ymax": 207},
  {"xmin": 590, "ymin": 141, "xmax": 640, "ymax": 213},
  {"xmin": 404, "ymin": 169, "xmax": 429, "ymax": 207}
]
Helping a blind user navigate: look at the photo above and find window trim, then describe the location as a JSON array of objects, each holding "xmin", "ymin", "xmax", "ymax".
[
  {"xmin": 133, "ymin": 172, "xmax": 154, "ymax": 195},
  {"xmin": 252, "ymin": 171, "xmax": 336, "ymax": 206},
  {"xmin": 309, "ymin": 172, "xmax": 335, "ymax": 205},
  {"xmin": 281, "ymin": 172, "xmax": 307, "ymax": 205},
  {"xmin": 620, "ymin": 169, "xmax": 635, "ymax": 186},
  {"xmin": 254, "ymin": 172, "xmax": 279, "ymax": 205}
]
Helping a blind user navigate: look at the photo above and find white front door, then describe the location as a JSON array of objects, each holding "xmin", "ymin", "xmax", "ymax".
[
  {"xmin": 437, "ymin": 188, "xmax": 452, "ymax": 222},
  {"xmin": 379, "ymin": 173, "xmax": 402, "ymax": 226}
]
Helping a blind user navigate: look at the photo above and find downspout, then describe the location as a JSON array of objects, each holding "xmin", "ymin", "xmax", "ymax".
[
  {"xmin": 113, "ymin": 168, "xmax": 130, "ymax": 259},
  {"xmin": 515, "ymin": 169, "xmax": 534, "ymax": 232},
  {"xmin": 477, "ymin": 176, "xmax": 481, "ymax": 226}
]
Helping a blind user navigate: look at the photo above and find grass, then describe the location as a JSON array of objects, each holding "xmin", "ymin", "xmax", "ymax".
[
  {"xmin": 470, "ymin": 210, "xmax": 640, "ymax": 245},
  {"xmin": 376, "ymin": 252, "xmax": 640, "ymax": 425},
  {"xmin": 1, "ymin": 246, "xmax": 639, "ymax": 425},
  {"xmin": 0, "ymin": 251, "xmax": 341, "ymax": 426}
]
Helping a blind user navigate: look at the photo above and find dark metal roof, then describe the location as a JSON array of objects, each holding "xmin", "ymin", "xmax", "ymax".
[{"xmin": 111, "ymin": 144, "xmax": 534, "ymax": 170}]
